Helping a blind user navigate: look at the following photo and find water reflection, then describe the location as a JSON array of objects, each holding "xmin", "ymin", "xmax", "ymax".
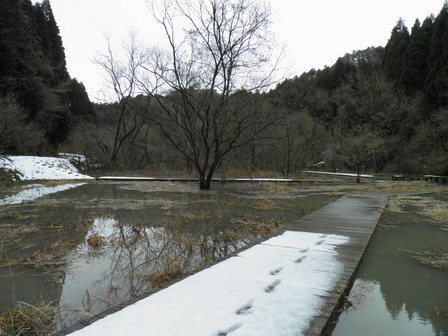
[
  {"xmin": 0, "ymin": 182, "xmax": 336, "ymax": 332},
  {"xmin": 332, "ymin": 203, "xmax": 448, "ymax": 336},
  {"xmin": 55, "ymin": 216, "xmax": 250, "ymax": 327}
]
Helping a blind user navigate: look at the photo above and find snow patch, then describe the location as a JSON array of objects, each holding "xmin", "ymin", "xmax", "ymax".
[
  {"xmin": 0, "ymin": 155, "xmax": 93, "ymax": 180},
  {"xmin": 0, "ymin": 183, "xmax": 86, "ymax": 205}
]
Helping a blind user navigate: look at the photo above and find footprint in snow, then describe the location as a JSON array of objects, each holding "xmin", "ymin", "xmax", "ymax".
[
  {"xmin": 235, "ymin": 300, "xmax": 254, "ymax": 316},
  {"xmin": 269, "ymin": 267, "xmax": 283, "ymax": 276},
  {"xmin": 265, "ymin": 279, "xmax": 281, "ymax": 293},
  {"xmin": 295, "ymin": 255, "xmax": 307, "ymax": 263},
  {"xmin": 216, "ymin": 322, "xmax": 243, "ymax": 335}
]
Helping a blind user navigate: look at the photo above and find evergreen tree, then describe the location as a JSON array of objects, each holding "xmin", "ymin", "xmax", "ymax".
[
  {"xmin": 315, "ymin": 58, "xmax": 355, "ymax": 91},
  {"xmin": 0, "ymin": 0, "xmax": 48, "ymax": 117},
  {"xmin": 0, "ymin": 0, "xmax": 95, "ymax": 150},
  {"xmin": 341, "ymin": 47, "xmax": 384, "ymax": 75},
  {"xmin": 68, "ymin": 79, "xmax": 96, "ymax": 123},
  {"xmin": 34, "ymin": 0, "xmax": 69, "ymax": 84},
  {"xmin": 401, "ymin": 17, "xmax": 433, "ymax": 94},
  {"xmin": 425, "ymin": 1, "xmax": 448, "ymax": 108},
  {"xmin": 382, "ymin": 19, "xmax": 410, "ymax": 83}
]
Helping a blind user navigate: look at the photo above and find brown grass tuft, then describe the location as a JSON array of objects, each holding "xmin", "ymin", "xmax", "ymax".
[
  {"xmin": 424, "ymin": 205, "xmax": 448, "ymax": 227},
  {"xmin": 0, "ymin": 300, "xmax": 54, "ymax": 336},
  {"xmin": 411, "ymin": 249, "xmax": 448, "ymax": 269},
  {"xmin": 86, "ymin": 234, "xmax": 106, "ymax": 248},
  {"xmin": 147, "ymin": 264, "xmax": 185, "ymax": 288},
  {"xmin": 232, "ymin": 215, "xmax": 282, "ymax": 235}
]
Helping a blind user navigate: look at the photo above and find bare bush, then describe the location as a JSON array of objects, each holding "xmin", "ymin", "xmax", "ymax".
[{"xmin": 0, "ymin": 94, "xmax": 48, "ymax": 155}]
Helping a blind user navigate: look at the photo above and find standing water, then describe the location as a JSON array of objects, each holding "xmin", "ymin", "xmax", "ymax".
[
  {"xmin": 0, "ymin": 181, "xmax": 336, "ymax": 332},
  {"xmin": 332, "ymin": 193, "xmax": 448, "ymax": 336}
]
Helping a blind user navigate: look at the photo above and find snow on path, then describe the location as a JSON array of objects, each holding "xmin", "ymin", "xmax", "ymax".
[
  {"xmin": 0, "ymin": 183, "xmax": 86, "ymax": 206},
  {"xmin": 69, "ymin": 231, "xmax": 349, "ymax": 336},
  {"xmin": 0, "ymin": 156, "xmax": 93, "ymax": 180},
  {"xmin": 97, "ymin": 176, "xmax": 295, "ymax": 182},
  {"xmin": 303, "ymin": 170, "xmax": 374, "ymax": 178}
]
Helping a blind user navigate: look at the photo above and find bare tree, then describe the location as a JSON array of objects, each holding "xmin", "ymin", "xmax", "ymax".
[
  {"xmin": 266, "ymin": 111, "xmax": 324, "ymax": 176},
  {"xmin": 139, "ymin": 0, "xmax": 285, "ymax": 189},
  {"xmin": 94, "ymin": 33, "xmax": 151, "ymax": 167},
  {"xmin": 0, "ymin": 94, "xmax": 47, "ymax": 155},
  {"xmin": 337, "ymin": 125, "xmax": 387, "ymax": 183}
]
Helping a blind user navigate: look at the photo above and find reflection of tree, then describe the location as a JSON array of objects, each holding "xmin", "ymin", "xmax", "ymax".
[
  {"xmin": 358, "ymin": 210, "xmax": 448, "ymax": 336},
  {"xmin": 80, "ymin": 217, "xmax": 248, "ymax": 311},
  {"xmin": 5, "ymin": 210, "xmax": 274, "ymax": 329}
]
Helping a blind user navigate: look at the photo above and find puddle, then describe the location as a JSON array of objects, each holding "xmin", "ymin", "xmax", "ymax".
[
  {"xmin": 332, "ymin": 193, "xmax": 448, "ymax": 336},
  {"xmin": 0, "ymin": 182, "xmax": 336, "ymax": 331}
]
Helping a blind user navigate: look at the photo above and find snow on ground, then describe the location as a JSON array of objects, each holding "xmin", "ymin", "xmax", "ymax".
[
  {"xmin": 232, "ymin": 177, "xmax": 294, "ymax": 182},
  {"xmin": 69, "ymin": 231, "xmax": 349, "ymax": 336},
  {"xmin": 303, "ymin": 170, "xmax": 375, "ymax": 178},
  {"xmin": 58, "ymin": 152, "xmax": 88, "ymax": 166},
  {"xmin": 0, "ymin": 183, "xmax": 86, "ymax": 206},
  {"xmin": 0, "ymin": 155, "xmax": 93, "ymax": 180}
]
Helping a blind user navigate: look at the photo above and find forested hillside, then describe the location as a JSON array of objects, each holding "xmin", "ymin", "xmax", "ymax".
[
  {"xmin": 70, "ymin": 2, "xmax": 446, "ymax": 177},
  {"xmin": 265, "ymin": 2, "xmax": 448, "ymax": 176},
  {"xmin": 0, "ymin": 0, "xmax": 95, "ymax": 154},
  {"xmin": 2, "ymin": 0, "xmax": 447, "ymax": 178}
]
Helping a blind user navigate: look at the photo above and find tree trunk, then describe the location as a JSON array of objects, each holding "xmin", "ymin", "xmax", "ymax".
[
  {"xmin": 198, "ymin": 165, "xmax": 217, "ymax": 190},
  {"xmin": 199, "ymin": 173, "xmax": 211, "ymax": 190},
  {"xmin": 356, "ymin": 166, "xmax": 361, "ymax": 183}
]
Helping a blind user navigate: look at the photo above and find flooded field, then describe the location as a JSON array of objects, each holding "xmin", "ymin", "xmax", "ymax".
[
  {"xmin": 0, "ymin": 181, "xmax": 337, "ymax": 332},
  {"xmin": 332, "ymin": 192, "xmax": 448, "ymax": 336}
]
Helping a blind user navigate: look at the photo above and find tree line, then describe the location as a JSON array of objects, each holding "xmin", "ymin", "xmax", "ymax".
[
  {"xmin": 2, "ymin": 0, "xmax": 447, "ymax": 187},
  {"xmin": 0, "ymin": 0, "xmax": 95, "ymax": 155}
]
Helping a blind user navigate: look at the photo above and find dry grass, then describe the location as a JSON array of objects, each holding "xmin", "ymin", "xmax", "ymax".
[
  {"xmin": 411, "ymin": 249, "xmax": 448, "ymax": 269},
  {"xmin": 424, "ymin": 205, "xmax": 448, "ymax": 228},
  {"xmin": 250, "ymin": 199, "xmax": 275, "ymax": 210},
  {"xmin": 0, "ymin": 224, "xmax": 40, "ymax": 244},
  {"xmin": 232, "ymin": 215, "xmax": 281, "ymax": 235},
  {"xmin": 260, "ymin": 182, "xmax": 296, "ymax": 192},
  {"xmin": 0, "ymin": 300, "xmax": 54, "ymax": 336},
  {"xmin": 180, "ymin": 212, "xmax": 206, "ymax": 221},
  {"xmin": 86, "ymin": 233, "xmax": 106, "ymax": 248},
  {"xmin": 386, "ymin": 194, "xmax": 448, "ymax": 231},
  {"xmin": 22, "ymin": 239, "xmax": 80, "ymax": 280},
  {"xmin": 147, "ymin": 266, "xmax": 185, "ymax": 288},
  {"xmin": 375, "ymin": 180, "xmax": 428, "ymax": 190},
  {"xmin": 38, "ymin": 179, "xmax": 97, "ymax": 187},
  {"xmin": 146, "ymin": 255, "xmax": 186, "ymax": 288},
  {"xmin": 14, "ymin": 213, "xmax": 39, "ymax": 220},
  {"xmin": 328, "ymin": 180, "xmax": 431, "ymax": 194}
]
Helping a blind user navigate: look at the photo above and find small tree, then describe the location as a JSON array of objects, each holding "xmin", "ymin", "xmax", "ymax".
[
  {"xmin": 140, "ymin": 0, "xmax": 285, "ymax": 189},
  {"xmin": 264, "ymin": 111, "xmax": 324, "ymax": 176},
  {"xmin": 337, "ymin": 125, "xmax": 386, "ymax": 183}
]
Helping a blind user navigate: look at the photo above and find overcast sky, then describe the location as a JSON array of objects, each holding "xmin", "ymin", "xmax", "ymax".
[{"xmin": 50, "ymin": 0, "xmax": 445, "ymax": 101}]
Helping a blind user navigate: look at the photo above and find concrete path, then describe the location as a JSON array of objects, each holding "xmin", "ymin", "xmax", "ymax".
[
  {"xmin": 66, "ymin": 193, "xmax": 388, "ymax": 336},
  {"xmin": 96, "ymin": 176, "xmax": 342, "ymax": 184},
  {"xmin": 288, "ymin": 193, "xmax": 389, "ymax": 335}
]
